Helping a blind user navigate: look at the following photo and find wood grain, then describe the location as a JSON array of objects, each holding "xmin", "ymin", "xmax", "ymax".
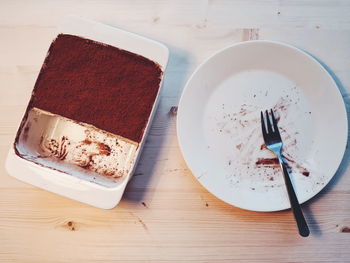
[{"xmin": 1, "ymin": 0, "xmax": 350, "ymax": 262}]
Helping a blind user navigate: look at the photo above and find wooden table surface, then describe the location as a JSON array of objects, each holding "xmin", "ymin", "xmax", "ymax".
[{"xmin": 1, "ymin": 1, "xmax": 350, "ymax": 262}]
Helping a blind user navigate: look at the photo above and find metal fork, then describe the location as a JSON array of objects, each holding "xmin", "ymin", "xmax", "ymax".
[{"xmin": 261, "ymin": 109, "xmax": 310, "ymax": 237}]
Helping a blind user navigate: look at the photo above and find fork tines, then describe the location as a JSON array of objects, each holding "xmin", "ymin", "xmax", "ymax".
[{"xmin": 260, "ymin": 109, "xmax": 282, "ymax": 142}]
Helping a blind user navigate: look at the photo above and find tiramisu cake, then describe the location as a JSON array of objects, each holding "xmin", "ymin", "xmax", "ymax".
[{"xmin": 15, "ymin": 34, "xmax": 162, "ymax": 183}]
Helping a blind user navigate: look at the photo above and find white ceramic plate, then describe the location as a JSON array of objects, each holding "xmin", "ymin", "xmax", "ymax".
[{"xmin": 177, "ymin": 40, "xmax": 347, "ymax": 212}]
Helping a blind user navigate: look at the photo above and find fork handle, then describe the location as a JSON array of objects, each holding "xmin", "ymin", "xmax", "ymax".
[{"xmin": 279, "ymin": 160, "xmax": 310, "ymax": 237}]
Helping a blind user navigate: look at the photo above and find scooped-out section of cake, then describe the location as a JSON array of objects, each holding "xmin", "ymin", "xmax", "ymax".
[{"xmin": 15, "ymin": 108, "xmax": 138, "ymax": 187}]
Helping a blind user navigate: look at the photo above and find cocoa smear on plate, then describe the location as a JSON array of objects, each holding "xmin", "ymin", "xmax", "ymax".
[
  {"xmin": 256, "ymin": 144, "xmax": 310, "ymax": 176},
  {"xmin": 221, "ymin": 94, "xmax": 311, "ymax": 179},
  {"xmin": 255, "ymin": 152, "xmax": 310, "ymax": 176}
]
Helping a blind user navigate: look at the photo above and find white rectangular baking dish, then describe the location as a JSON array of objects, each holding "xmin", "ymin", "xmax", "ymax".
[{"xmin": 5, "ymin": 15, "xmax": 169, "ymax": 209}]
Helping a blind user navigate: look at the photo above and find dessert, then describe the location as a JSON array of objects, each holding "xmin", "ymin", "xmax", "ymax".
[{"xmin": 15, "ymin": 34, "xmax": 163, "ymax": 182}]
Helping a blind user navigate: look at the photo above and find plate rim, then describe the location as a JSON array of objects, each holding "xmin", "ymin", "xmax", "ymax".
[{"xmin": 177, "ymin": 40, "xmax": 348, "ymax": 212}]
